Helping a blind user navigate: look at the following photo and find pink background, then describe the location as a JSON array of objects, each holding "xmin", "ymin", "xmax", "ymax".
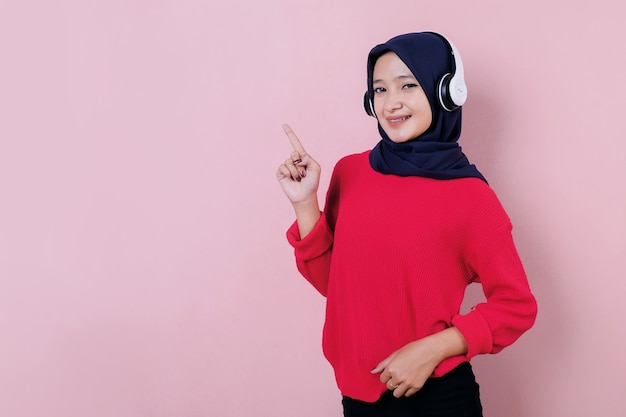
[{"xmin": 1, "ymin": 1, "xmax": 624, "ymax": 416}]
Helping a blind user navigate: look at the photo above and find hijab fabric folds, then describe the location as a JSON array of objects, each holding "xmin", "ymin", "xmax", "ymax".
[{"xmin": 367, "ymin": 32, "xmax": 487, "ymax": 183}]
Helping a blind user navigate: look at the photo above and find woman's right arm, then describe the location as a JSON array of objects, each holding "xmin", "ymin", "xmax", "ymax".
[
  {"xmin": 276, "ymin": 124, "xmax": 322, "ymax": 238},
  {"xmin": 278, "ymin": 124, "xmax": 336, "ymax": 295}
]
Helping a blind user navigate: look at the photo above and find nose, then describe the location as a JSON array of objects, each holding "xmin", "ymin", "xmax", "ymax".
[{"xmin": 382, "ymin": 90, "xmax": 402, "ymax": 113}]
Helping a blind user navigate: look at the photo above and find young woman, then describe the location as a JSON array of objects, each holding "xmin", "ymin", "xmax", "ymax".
[{"xmin": 276, "ymin": 31, "xmax": 537, "ymax": 417}]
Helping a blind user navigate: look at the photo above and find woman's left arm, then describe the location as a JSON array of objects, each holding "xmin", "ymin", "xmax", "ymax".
[
  {"xmin": 451, "ymin": 228, "xmax": 538, "ymax": 358},
  {"xmin": 372, "ymin": 228, "xmax": 537, "ymax": 398}
]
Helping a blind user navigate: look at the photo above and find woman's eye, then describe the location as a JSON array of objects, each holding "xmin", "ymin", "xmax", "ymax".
[
  {"xmin": 373, "ymin": 87, "xmax": 386, "ymax": 94},
  {"xmin": 403, "ymin": 83, "xmax": 419, "ymax": 90}
]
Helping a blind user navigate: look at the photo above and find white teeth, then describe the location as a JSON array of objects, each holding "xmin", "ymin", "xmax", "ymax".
[{"xmin": 389, "ymin": 116, "xmax": 409, "ymax": 122}]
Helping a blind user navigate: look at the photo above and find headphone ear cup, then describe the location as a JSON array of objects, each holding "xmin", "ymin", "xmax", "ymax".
[
  {"xmin": 438, "ymin": 73, "xmax": 458, "ymax": 112},
  {"xmin": 363, "ymin": 91, "xmax": 376, "ymax": 117},
  {"xmin": 448, "ymin": 75, "xmax": 467, "ymax": 108}
]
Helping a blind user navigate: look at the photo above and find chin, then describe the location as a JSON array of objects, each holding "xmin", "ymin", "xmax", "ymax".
[{"xmin": 382, "ymin": 126, "xmax": 422, "ymax": 143}]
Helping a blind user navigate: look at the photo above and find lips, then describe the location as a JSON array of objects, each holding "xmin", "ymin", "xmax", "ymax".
[{"xmin": 386, "ymin": 115, "xmax": 411, "ymax": 124}]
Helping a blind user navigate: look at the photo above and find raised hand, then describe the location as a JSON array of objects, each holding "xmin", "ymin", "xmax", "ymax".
[{"xmin": 276, "ymin": 124, "xmax": 321, "ymax": 205}]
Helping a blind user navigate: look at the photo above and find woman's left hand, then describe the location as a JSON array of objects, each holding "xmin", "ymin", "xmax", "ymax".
[{"xmin": 371, "ymin": 328, "xmax": 468, "ymax": 398}]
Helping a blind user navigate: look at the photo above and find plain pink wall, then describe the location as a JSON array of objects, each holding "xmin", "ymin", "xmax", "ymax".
[{"xmin": 1, "ymin": 1, "xmax": 624, "ymax": 416}]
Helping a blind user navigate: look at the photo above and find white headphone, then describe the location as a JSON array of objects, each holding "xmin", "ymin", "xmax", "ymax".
[{"xmin": 436, "ymin": 34, "xmax": 467, "ymax": 112}]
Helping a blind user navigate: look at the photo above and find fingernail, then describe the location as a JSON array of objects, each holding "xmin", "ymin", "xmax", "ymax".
[
  {"xmin": 300, "ymin": 170, "xmax": 306, "ymax": 177},
  {"xmin": 293, "ymin": 159, "xmax": 302, "ymax": 165}
]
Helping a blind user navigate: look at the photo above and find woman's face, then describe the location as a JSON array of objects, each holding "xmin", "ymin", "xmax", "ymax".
[{"xmin": 372, "ymin": 52, "xmax": 432, "ymax": 143}]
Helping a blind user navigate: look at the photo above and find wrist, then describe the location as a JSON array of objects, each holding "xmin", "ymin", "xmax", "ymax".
[
  {"xmin": 292, "ymin": 196, "xmax": 321, "ymax": 239},
  {"xmin": 430, "ymin": 327, "xmax": 468, "ymax": 362},
  {"xmin": 292, "ymin": 195, "xmax": 319, "ymax": 210}
]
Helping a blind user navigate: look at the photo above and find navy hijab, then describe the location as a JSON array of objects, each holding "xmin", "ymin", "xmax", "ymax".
[{"xmin": 367, "ymin": 32, "xmax": 487, "ymax": 183}]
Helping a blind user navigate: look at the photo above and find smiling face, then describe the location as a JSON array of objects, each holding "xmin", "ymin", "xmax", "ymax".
[{"xmin": 372, "ymin": 52, "xmax": 433, "ymax": 143}]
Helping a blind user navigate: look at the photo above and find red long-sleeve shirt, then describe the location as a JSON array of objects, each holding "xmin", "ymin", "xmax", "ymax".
[{"xmin": 287, "ymin": 151, "xmax": 537, "ymax": 402}]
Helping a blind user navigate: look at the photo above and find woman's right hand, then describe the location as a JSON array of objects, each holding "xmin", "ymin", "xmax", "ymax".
[{"xmin": 276, "ymin": 124, "xmax": 321, "ymax": 205}]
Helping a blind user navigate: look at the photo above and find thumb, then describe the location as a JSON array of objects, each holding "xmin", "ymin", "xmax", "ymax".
[{"xmin": 371, "ymin": 356, "xmax": 392, "ymax": 374}]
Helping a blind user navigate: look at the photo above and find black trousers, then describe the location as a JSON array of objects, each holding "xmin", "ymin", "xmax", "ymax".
[{"xmin": 342, "ymin": 362, "xmax": 483, "ymax": 417}]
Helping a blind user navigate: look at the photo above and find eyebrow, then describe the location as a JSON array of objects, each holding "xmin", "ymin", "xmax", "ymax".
[{"xmin": 372, "ymin": 74, "xmax": 418, "ymax": 84}]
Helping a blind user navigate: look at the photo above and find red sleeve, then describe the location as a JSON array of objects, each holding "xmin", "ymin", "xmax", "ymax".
[
  {"xmin": 452, "ymin": 228, "xmax": 538, "ymax": 358},
  {"xmin": 286, "ymin": 214, "xmax": 333, "ymax": 296}
]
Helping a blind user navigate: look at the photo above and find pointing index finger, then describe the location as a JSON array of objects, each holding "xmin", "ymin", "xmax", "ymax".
[{"xmin": 282, "ymin": 123, "xmax": 306, "ymax": 153}]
